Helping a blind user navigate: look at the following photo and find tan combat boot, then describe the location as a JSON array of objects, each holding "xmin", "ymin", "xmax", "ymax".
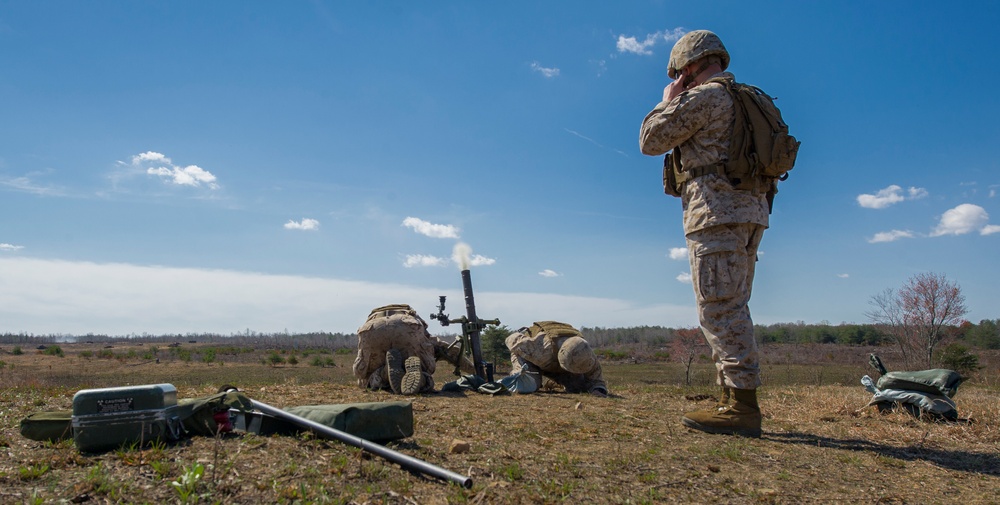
[
  {"xmin": 682, "ymin": 388, "xmax": 761, "ymax": 438},
  {"xmin": 386, "ymin": 349, "xmax": 405, "ymax": 394},
  {"xmin": 400, "ymin": 356, "xmax": 424, "ymax": 395}
]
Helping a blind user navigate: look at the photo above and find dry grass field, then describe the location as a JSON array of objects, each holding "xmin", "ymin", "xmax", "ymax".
[{"xmin": 1, "ymin": 342, "xmax": 998, "ymax": 504}]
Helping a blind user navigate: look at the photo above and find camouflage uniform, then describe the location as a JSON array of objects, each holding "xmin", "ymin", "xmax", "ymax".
[
  {"xmin": 353, "ymin": 305, "xmax": 439, "ymax": 393},
  {"xmin": 505, "ymin": 325, "xmax": 608, "ymax": 395},
  {"xmin": 639, "ymin": 72, "xmax": 768, "ymax": 391}
]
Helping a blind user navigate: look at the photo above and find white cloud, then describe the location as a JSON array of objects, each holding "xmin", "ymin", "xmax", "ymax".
[
  {"xmin": 147, "ymin": 165, "xmax": 218, "ymax": 188},
  {"xmin": 0, "ymin": 257, "xmax": 697, "ymax": 335},
  {"xmin": 931, "ymin": 204, "xmax": 989, "ymax": 237},
  {"xmin": 1, "ymin": 243, "xmax": 24, "ymax": 252},
  {"xmin": 468, "ymin": 254, "xmax": 496, "ymax": 267},
  {"xmin": 132, "ymin": 151, "xmax": 170, "ymax": 164},
  {"xmin": 133, "ymin": 151, "xmax": 220, "ymax": 190},
  {"xmin": 403, "ymin": 254, "xmax": 447, "ymax": 268},
  {"xmin": 402, "ymin": 217, "xmax": 460, "ymax": 239},
  {"xmin": 616, "ymin": 28, "xmax": 686, "ymax": 56},
  {"xmin": 857, "ymin": 185, "xmax": 927, "ymax": 209},
  {"xmin": 868, "ymin": 230, "xmax": 915, "ymax": 243},
  {"xmin": 284, "ymin": 218, "xmax": 320, "ymax": 231},
  {"xmin": 982, "ymin": 224, "xmax": 1000, "ymax": 235},
  {"xmin": 676, "ymin": 272, "xmax": 692, "ymax": 284},
  {"xmin": 530, "ymin": 62, "xmax": 560, "ymax": 78},
  {"xmin": 539, "ymin": 269, "xmax": 560, "ymax": 278},
  {"xmin": 837, "ymin": 273, "xmax": 850, "ymax": 279},
  {"xmin": 668, "ymin": 247, "xmax": 688, "ymax": 260}
]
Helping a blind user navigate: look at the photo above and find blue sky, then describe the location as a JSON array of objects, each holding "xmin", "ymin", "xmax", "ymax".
[{"xmin": 2, "ymin": 2, "xmax": 998, "ymax": 336}]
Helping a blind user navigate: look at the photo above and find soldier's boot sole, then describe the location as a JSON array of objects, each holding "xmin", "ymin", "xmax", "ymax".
[
  {"xmin": 386, "ymin": 349, "xmax": 405, "ymax": 395},
  {"xmin": 681, "ymin": 405, "xmax": 762, "ymax": 438},
  {"xmin": 401, "ymin": 356, "xmax": 424, "ymax": 395}
]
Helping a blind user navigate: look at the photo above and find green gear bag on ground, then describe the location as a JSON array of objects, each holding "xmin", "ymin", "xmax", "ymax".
[
  {"xmin": 285, "ymin": 402, "xmax": 413, "ymax": 442},
  {"xmin": 19, "ymin": 410, "xmax": 74, "ymax": 443},
  {"xmin": 876, "ymin": 369, "xmax": 964, "ymax": 398}
]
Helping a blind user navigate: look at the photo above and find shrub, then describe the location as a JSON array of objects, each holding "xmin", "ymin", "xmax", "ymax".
[{"xmin": 939, "ymin": 343, "xmax": 981, "ymax": 377}]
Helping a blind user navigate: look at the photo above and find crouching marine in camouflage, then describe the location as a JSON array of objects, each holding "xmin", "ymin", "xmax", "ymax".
[
  {"xmin": 502, "ymin": 321, "xmax": 608, "ymax": 397},
  {"xmin": 354, "ymin": 304, "xmax": 465, "ymax": 396}
]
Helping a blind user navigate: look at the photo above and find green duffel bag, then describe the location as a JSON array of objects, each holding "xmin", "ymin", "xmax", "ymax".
[
  {"xmin": 20, "ymin": 410, "xmax": 73, "ymax": 443},
  {"xmin": 876, "ymin": 369, "xmax": 964, "ymax": 398},
  {"xmin": 283, "ymin": 402, "xmax": 414, "ymax": 443}
]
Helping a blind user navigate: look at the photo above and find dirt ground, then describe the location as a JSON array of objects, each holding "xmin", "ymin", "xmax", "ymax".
[{"xmin": 0, "ymin": 344, "xmax": 998, "ymax": 504}]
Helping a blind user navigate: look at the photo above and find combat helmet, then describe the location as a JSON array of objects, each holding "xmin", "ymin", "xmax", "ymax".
[
  {"xmin": 557, "ymin": 336, "xmax": 597, "ymax": 374},
  {"xmin": 667, "ymin": 30, "xmax": 730, "ymax": 79}
]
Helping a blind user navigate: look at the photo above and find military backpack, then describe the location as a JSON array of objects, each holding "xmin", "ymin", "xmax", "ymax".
[{"xmin": 664, "ymin": 77, "xmax": 800, "ymax": 212}]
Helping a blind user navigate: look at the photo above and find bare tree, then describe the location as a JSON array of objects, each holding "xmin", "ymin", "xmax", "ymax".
[
  {"xmin": 866, "ymin": 272, "xmax": 967, "ymax": 368},
  {"xmin": 672, "ymin": 327, "xmax": 708, "ymax": 385}
]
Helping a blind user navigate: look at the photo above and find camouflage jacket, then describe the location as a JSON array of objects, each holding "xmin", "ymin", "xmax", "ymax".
[{"xmin": 639, "ymin": 72, "xmax": 769, "ymax": 234}]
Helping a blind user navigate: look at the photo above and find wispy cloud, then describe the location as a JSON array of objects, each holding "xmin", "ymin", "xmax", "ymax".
[
  {"xmin": 857, "ymin": 185, "xmax": 927, "ymax": 209},
  {"xmin": 1, "ymin": 243, "xmax": 24, "ymax": 252},
  {"xmin": 676, "ymin": 272, "xmax": 692, "ymax": 284},
  {"xmin": 930, "ymin": 203, "xmax": 990, "ymax": 237},
  {"xmin": 403, "ymin": 254, "xmax": 447, "ymax": 268},
  {"xmin": 539, "ymin": 269, "xmax": 560, "ymax": 278},
  {"xmin": 868, "ymin": 230, "xmax": 915, "ymax": 243},
  {"xmin": 837, "ymin": 273, "xmax": 850, "ymax": 279},
  {"xmin": 564, "ymin": 129, "xmax": 628, "ymax": 157},
  {"xmin": 616, "ymin": 28, "xmax": 686, "ymax": 56},
  {"xmin": 530, "ymin": 61, "xmax": 560, "ymax": 78},
  {"xmin": 0, "ymin": 170, "xmax": 66, "ymax": 196},
  {"xmin": 284, "ymin": 218, "xmax": 320, "ymax": 231},
  {"xmin": 402, "ymin": 217, "xmax": 460, "ymax": 239}
]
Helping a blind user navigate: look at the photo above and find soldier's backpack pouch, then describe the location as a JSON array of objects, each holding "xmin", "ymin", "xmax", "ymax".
[
  {"xmin": 233, "ymin": 401, "xmax": 414, "ymax": 443},
  {"xmin": 876, "ymin": 369, "xmax": 963, "ymax": 398}
]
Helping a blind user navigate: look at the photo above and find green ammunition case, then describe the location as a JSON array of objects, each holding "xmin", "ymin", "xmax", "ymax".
[{"xmin": 71, "ymin": 383, "xmax": 183, "ymax": 452}]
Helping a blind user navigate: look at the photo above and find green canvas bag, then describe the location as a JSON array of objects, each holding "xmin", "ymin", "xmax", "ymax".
[
  {"xmin": 283, "ymin": 402, "xmax": 414, "ymax": 442},
  {"xmin": 876, "ymin": 369, "xmax": 963, "ymax": 398},
  {"xmin": 19, "ymin": 410, "xmax": 74, "ymax": 443}
]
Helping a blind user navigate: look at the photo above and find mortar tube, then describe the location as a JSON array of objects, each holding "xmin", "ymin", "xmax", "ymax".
[{"xmin": 461, "ymin": 269, "xmax": 487, "ymax": 380}]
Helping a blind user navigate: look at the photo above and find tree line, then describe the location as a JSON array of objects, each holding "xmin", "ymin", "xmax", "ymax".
[{"xmin": 3, "ymin": 319, "xmax": 998, "ymax": 351}]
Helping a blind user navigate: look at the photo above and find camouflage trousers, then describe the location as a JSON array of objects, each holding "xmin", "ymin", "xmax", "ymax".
[{"xmin": 686, "ymin": 222, "xmax": 766, "ymax": 390}]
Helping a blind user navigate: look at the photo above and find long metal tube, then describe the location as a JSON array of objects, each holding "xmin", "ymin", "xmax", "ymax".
[
  {"xmin": 250, "ymin": 399, "xmax": 472, "ymax": 488},
  {"xmin": 460, "ymin": 269, "xmax": 486, "ymax": 380}
]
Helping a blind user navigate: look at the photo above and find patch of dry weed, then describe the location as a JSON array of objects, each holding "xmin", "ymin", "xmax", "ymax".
[{"xmin": 0, "ymin": 343, "xmax": 997, "ymax": 503}]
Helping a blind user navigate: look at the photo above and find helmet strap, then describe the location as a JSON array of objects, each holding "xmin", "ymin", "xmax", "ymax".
[{"xmin": 684, "ymin": 59, "xmax": 716, "ymax": 87}]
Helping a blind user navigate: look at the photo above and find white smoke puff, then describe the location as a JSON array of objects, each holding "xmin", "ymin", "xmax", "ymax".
[{"xmin": 452, "ymin": 242, "xmax": 472, "ymax": 271}]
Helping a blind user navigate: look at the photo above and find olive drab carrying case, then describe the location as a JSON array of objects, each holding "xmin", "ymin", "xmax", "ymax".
[
  {"xmin": 71, "ymin": 383, "xmax": 183, "ymax": 452},
  {"xmin": 231, "ymin": 401, "xmax": 414, "ymax": 443}
]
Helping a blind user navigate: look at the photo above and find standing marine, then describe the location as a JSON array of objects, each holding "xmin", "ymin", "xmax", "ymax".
[{"xmin": 639, "ymin": 30, "xmax": 781, "ymax": 437}]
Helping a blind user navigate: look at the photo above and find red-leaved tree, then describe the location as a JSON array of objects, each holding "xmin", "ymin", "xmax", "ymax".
[{"xmin": 866, "ymin": 272, "xmax": 967, "ymax": 368}]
